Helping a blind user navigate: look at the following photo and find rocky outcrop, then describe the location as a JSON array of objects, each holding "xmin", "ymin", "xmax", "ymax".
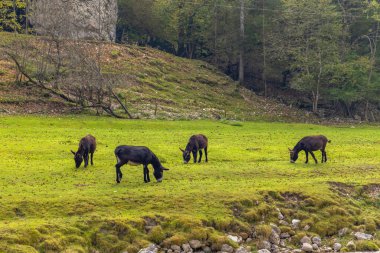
[{"xmin": 30, "ymin": 0, "xmax": 117, "ymax": 41}]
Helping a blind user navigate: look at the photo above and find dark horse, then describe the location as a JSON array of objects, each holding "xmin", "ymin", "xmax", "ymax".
[
  {"xmin": 114, "ymin": 145, "xmax": 169, "ymax": 183},
  {"xmin": 71, "ymin": 134, "xmax": 96, "ymax": 168},
  {"xmin": 289, "ymin": 135, "xmax": 331, "ymax": 164},
  {"xmin": 180, "ymin": 134, "xmax": 208, "ymax": 164}
]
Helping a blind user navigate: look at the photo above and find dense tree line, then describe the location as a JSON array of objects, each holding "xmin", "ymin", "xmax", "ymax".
[
  {"xmin": 2, "ymin": 0, "xmax": 380, "ymax": 119},
  {"xmin": 116, "ymin": 0, "xmax": 380, "ymax": 119}
]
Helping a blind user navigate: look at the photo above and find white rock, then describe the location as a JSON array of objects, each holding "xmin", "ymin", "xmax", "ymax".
[
  {"xmin": 312, "ymin": 244, "xmax": 319, "ymax": 250},
  {"xmin": 333, "ymin": 243, "xmax": 342, "ymax": 252},
  {"xmin": 258, "ymin": 250, "xmax": 271, "ymax": 253},
  {"xmin": 227, "ymin": 235, "xmax": 242, "ymax": 243},
  {"xmin": 182, "ymin": 243, "xmax": 193, "ymax": 253},
  {"xmin": 236, "ymin": 246, "xmax": 250, "ymax": 253},
  {"xmin": 338, "ymin": 228, "xmax": 348, "ymax": 237},
  {"xmin": 171, "ymin": 245, "xmax": 181, "ymax": 251},
  {"xmin": 354, "ymin": 232, "xmax": 373, "ymax": 240},
  {"xmin": 138, "ymin": 244, "xmax": 158, "ymax": 253},
  {"xmin": 189, "ymin": 240, "xmax": 202, "ymax": 249},
  {"xmin": 279, "ymin": 220, "xmax": 289, "ymax": 226},
  {"xmin": 312, "ymin": 236, "xmax": 322, "ymax": 246},
  {"xmin": 303, "ymin": 225, "xmax": 310, "ymax": 231},
  {"xmin": 292, "ymin": 219, "xmax": 301, "ymax": 228},
  {"xmin": 270, "ymin": 230, "xmax": 281, "ymax": 245},
  {"xmin": 301, "ymin": 243, "xmax": 313, "ymax": 252},
  {"xmin": 280, "ymin": 233, "xmax": 290, "ymax": 239}
]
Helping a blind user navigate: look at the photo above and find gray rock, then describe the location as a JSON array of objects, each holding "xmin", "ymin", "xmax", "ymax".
[
  {"xmin": 333, "ymin": 243, "xmax": 341, "ymax": 252},
  {"xmin": 291, "ymin": 219, "xmax": 301, "ymax": 228},
  {"xmin": 182, "ymin": 243, "xmax": 193, "ymax": 253},
  {"xmin": 258, "ymin": 240, "xmax": 272, "ymax": 250},
  {"xmin": 303, "ymin": 225, "xmax": 310, "ymax": 231},
  {"xmin": 279, "ymin": 220, "xmax": 289, "ymax": 226},
  {"xmin": 338, "ymin": 228, "xmax": 348, "ymax": 237},
  {"xmin": 189, "ymin": 240, "xmax": 202, "ymax": 249},
  {"xmin": 301, "ymin": 243, "xmax": 313, "ymax": 252},
  {"xmin": 270, "ymin": 231, "xmax": 281, "ymax": 245},
  {"xmin": 312, "ymin": 236, "xmax": 322, "ymax": 246},
  {"xmin": 227, "ymin": 235, "xmax": 242, "ymax": 243},
  {"xmin": 300, "ymin": 236, "xmax": 311, "ymax": 245},
  {"xmin": 271, "ymin": 244, "xmax": 280, "ymax": 253},
  {"xmin": 271, "ymin": 224, "xmax": 282, "ymax": 235},
  {"xmin": 292, "ymin": 250, "xmax": 302, "ymax": 253},
  {"xmin": 312, "ymin": 244, "xmax": 319, "ymax": 250},
  {"xmin": 171, "ymin": 245, "xmax": 181, "ymax": 251},
  {"xmin": 236, "ymin": 246, "xmax": 250, "ymax": 253},
  {"xmin": 280, "ymin": 239, "xmax": 286, "ymax": 247},
  {"xmin": 354, "ymin": 232, "xmax": 373, "ymax": 240},
  {"xmin": 202, "ymin": 246, "xmax": 211, "ymax": 253},
  {"xmin": 220, "ymin": 244, "xmax": 234, "ymax": 253},
  {"xmin": 280, "ymin": 233, "xmax": 290, "ymax": 239},
  {"xmin": 138, "ymin": 244, "xmax": 159, "ymax": 253},
  {"xmin": 246, "ymin": 238, "xmax": 252, "ymax": 243},
  {"xmin": 258, "ymin": 250, "xmax": 271, "ymax": 253},
  {"xmin": 167, "ymin": 249, "xmax": 173, "ymax": 253},
  {"xmin": 30, "ymin": 0, "xmax": 117, "ymax": 41}
]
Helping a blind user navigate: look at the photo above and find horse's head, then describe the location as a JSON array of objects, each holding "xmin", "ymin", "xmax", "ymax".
[
  {"xmin": 154, "ymin": 166, "xmax": 169, "ymax": 182},
  {"xmin": 179, "ymin": 147, "xmax": 191, "ymax": 164},
  {"xmin": 288, "ymin": 148, "xmax": 298, "ymax": 163},
  {"xmin": 71, "ymin": 150, "xmax": 83, "ymax": 168}
]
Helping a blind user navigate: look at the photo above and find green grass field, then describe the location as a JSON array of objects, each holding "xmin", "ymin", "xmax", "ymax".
[{"xmin": 0, "ymin": 116, "xmax": 379, "ymax": 252}]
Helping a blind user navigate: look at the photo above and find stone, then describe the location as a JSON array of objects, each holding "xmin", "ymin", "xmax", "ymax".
[
  {"xmin": 271, "ymin": 244, "xmax": 280, "ymax": 253},
  {"xmin": 138, "ymin": 244, "xmax": 159, "ymax": 253},
  {"xmin": 280, "ymin": 239, "xmax": 286, "ymax": 247},
  {"xmin": 270, "ymin": 230, "xmax": 281, "ymax": 245},
  {"xmin": 258, "ymin": 240, "xmax": 271, "ymax": 250},
  {"xmin": 30, "ymin": 0, "xmax": 117, "ymax": 41},
  {"xmin": 240, "ymin": 232, "xmax": 249, "ymax": 240},
  {"xmin": 280, "ymin": 233, "xmax": 290, "ymax": 239},
  {"xmin": 246, "ymin": 238, "xmax": 252, "ymax": 243},
  {"xmin": 354, "ymin": 232, "xmax": 373, "ymax": 240},
  {"xmin": 300, "ymin": 236, "xmax": 311, "ymax": 244},
  {"xmin": 312, "ymin": 244, "xmax": 319, "ymax": 250},
  {"xmin": 303, "ymin": 225, "xmax": 310, "ymax": 231},
  {"xmin": 202, "ymin": 246, "xmax": 211, "ymax": 253},
  {"xmin": 227, "ymin": 235, "xmax": 242, "ymax": 243},
  {"xmin": 333, "ymin": 243, "xmax": 341, "ymax": 252},
  {"xmin": 271, "ymin": 224, "xmax": 282, "ymax": 235},
  {"xmin": 182, "ymin": 243, "xmax": 193, "ymax": 253},
  {"xmin": 312, "ymin": 236, "xmax": 322, "ymax": 246},
  {"xmin": 338, "ymin": 228, "xmax": 348, "ymax": 237},
  {"xmin": 220, "ymin": 244, "xmax": 234, "ymax": 253},
  {"xmin": 171, "ymin": 245, "xmax": 181, "ymax": 251},
  {"xmin": 189, "ymin": 240, "xmax": 202, "ymax": 249},
  {"xmin": 292, "ymin": 250, "xmax": 302, "ymax": 253},
  {"xmin": 236, "ymin": 246, "xmax": 250, "ymax": 253},
  {"xmin": 258, "ymin": 250, "xmax": 271, "ymax": 253},
  {"xmin": 301, "ymin": 243, "xmax": 313, "ymax": 252},
  {"xmin": 292, "ymin": 219, "xmax": 301, "ymax": 228},
  {"xmin": 279, "ymin": 220, "xmax": 289, "ymax": 226}
]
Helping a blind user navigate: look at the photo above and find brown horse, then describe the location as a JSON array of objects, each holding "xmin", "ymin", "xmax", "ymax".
[
  {"xmin": 71, "ymin": 134, "xmax": 96, "ymax": 168},
  {"xmin": 289, "ymin": 135, "xmax": 330, "ymax": 164},
  {"xmin": 180, "ymin": 134, "xmax": 208, "ymax": 163}
]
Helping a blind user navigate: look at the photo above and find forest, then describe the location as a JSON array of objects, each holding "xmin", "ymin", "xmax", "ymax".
[{"xmin": 2, "ymin": 0, "xmax": 380, "ymax": 120}]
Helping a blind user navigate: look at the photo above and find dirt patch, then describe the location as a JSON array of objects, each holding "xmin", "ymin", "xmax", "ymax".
[
  {"xmin": 281, "ymin": 192, "xmax": 307, "ymax": 202},
  {"xmin": 328, "ymin": 181, "xmax": 356, "ymax": 197},
  {"xmin": 362, "ymin": 184, "xmax": 380, "ymax": 199}
]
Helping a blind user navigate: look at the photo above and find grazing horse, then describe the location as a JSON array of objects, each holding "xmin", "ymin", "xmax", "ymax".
[
  {"xmin": 71, "ymin": 134, "xmax": 96, "ymax": 168},
  {"xmin": 289, "ymin": 135, "xmax": 331, "ymax": 164},
  {"xmin": 114, "ymin": 145, "xmax": 169, "ymax": 183},
  {"xmin": 180, "ymin": 134, "xmax": 208, "ymax": 164}
]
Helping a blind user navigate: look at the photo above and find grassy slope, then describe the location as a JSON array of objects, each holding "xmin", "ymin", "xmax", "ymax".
[
  {"xmin": 0, "ymin": 32, "xmax": 313, "ymax": 121},
  {"xmin": 0, "ymin": 116, "xmax": 379, "ymax": 252}
]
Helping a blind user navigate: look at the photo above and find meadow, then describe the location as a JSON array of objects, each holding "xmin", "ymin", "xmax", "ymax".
[{"xmin": 0, "ymin": 116, "xmax": 379, "ymax": 252}]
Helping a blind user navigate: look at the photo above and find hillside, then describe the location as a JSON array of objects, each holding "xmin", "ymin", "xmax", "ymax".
[{"xmin": 0, "ymin": 32, "xmax": 314, "ymax": 122}]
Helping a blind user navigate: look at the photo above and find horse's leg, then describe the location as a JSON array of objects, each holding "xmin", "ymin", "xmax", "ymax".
[
  {"xmin": 198, "ymin": 150, "xmax": 203, "ymax": 163},
  {"xmin": 325, "ymin": 150, "xmax": 328, "ymax": 162},
  {"xmin": 305, "ymin": 151, "xmax": 309, "ymax": 164},
  {"xmin": 192, "ymin": 150, "xmax": 197, "ymax": 163},
  {"xmin": 84, "ymin": 151, "xmax": 89, "ymax": 168},
  {"xmin": 205, "ymin": 146, "xmax": 208, "ymax": 162},
  {"xmin": 115, "ymin": 158, "xmax": 126, "ymax": 183},
  {"xmin": 143, "ymin": 165, "xmax": 149, "ymax": 183},
  {"xmin": 310, "ymin": 151, "xmax": 318, "ymax": 164},
  {"xmin": 90, "ymin": 152, "xmax": 94, "ymax": 165},
  {"xmin": 146, "ymin": 166, "xmax": 150, "ymax": 182}
]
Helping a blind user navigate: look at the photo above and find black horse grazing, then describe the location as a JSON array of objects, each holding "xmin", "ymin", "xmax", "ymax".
[
  {"xmin": 71, "ymin": 134, "xmax": 96, "ymax": 168},
  {"xmin": 289, "ymin": 135, "xmax": 331, "ymax": 164},
  {"xmin": 180, "ymin": 134, "xmax": 208, "ymax": 164},
  {"xmin": 114, "ymin": 145, "xmax": 169, "ymax": 183}
]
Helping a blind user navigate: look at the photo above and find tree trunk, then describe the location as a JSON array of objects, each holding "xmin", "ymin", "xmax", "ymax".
[
  {"xmin": 262, "ymin": 0, "xmax": 267, "ymax": 97},
  {"xmin": 238, "ymin": 0, "xmax": 245, "ymax": 84}
]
